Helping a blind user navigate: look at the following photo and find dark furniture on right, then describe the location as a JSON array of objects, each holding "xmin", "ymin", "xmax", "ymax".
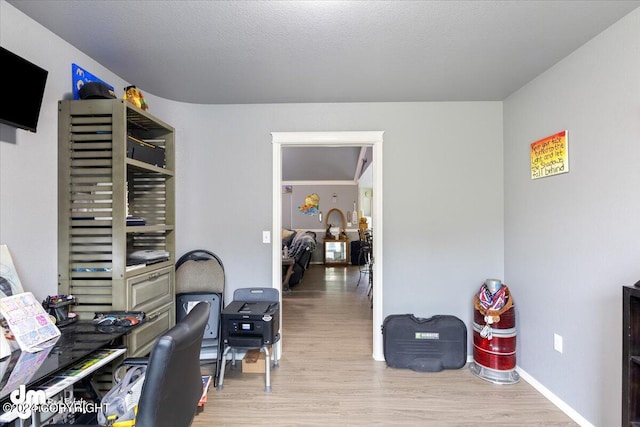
[
  {"xmin": 623, "ymin": 285, "xmax": 640, "ymax": 426},
  {"xmin": 356, "ymin": 229, "xmax": 373, "ymax": 307},
  {"xmin": 350, "ymin": 240, "xmax": 367, "ymax": 265}
]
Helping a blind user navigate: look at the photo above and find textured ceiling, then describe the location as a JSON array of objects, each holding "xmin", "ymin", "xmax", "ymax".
[
  {"xmin": 8, "ymin": 0, "xmax": 639, "ymax": 182},
  {"xmin": 8, "ymin": 0, "xmax": 640, "ymax": 105}
]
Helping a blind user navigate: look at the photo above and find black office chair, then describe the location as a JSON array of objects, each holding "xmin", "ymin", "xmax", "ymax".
[
  {"xmin": 217, "ymin": 287, "xmax": 280, "ymax": 392},
  {"xmin": 52, "ymin": 301, "xmax": 210, "ymax": 427},
  {"xmin": 175, "ymin": 249, "xmax": 225, "ymax": 386}
]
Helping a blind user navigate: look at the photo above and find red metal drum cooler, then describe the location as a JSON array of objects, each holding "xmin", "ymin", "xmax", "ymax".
[{"xmin": 469, "ymin": 278, "xmax": 520, "ymax": 384}]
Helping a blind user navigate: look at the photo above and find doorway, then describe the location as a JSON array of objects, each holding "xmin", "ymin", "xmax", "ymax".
[{"xmin": 271, "ymin": 131, "xmax": 384, "ymax": 360}]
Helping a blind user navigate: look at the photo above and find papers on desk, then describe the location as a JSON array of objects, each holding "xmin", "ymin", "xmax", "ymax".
[
  {"xmin": 0, "ymin": 345, "xmax": 54, "ymax": 400},
  {"xmin": 0, "ymin": 292, "xmax": 61, "ymax": 352},
  {"xmin": 0, "ymin": 345, "xmax": 56, "ymax": 423},
  {"xmin": 35, "ymin": 348, "xmax": 127, "ymax": 398},
  {"xmin": 0, "ymin": 347, "xmax": 127, "ymax": 424}
]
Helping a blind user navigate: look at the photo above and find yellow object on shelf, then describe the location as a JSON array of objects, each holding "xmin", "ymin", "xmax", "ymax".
[
  {"xmin": 123, "ymin": 85, "xmax": 148, "ymax": 110},
  {"xmin": 359, "ymin": 217, "xmax": 368, "ymax": 230}
]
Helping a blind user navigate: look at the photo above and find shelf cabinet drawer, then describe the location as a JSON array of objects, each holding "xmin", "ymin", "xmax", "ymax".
[
  {"xmin": 127, "ymin": 266, "xmax": 174, "ymax": 313},
  {"xmin": 126, "ymin": 302, "xmax": 174, "ymax": 357}
]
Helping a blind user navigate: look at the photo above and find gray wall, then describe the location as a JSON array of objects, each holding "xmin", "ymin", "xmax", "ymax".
[
  {"xmin": 503, "ymin": 8, "xmax": 640, "ymax": 426},
  {"xmin": 282, "ymin": 184, "xmax": 358, "ymax": 231},
  {"xmin": 1, "ymin": 0, "xmax": 503, "ymax": 324},
  {"xmin": 7, "ymin": 1, "xmax": 638, "ymax": 425},
  {"xmin": 0, "ymin": 2, "xmax": 135, "ymax": 304},
  {"xmin": 168, "ymin": 101, "xmax": 504, "ymax": 321}
]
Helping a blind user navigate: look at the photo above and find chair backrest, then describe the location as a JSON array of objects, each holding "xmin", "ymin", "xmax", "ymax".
[
  {"xmin": 176, "ymin": 249, "xmax": 225, "ymax": 294},
  {"xmin": 135, "ymin": 301, "xmax": 210, "ymax": 427},
  {"xmin": 233, "ymin": 287, "xmax": 279, "ymax": 303},
  {"xmin": 176, "ymin": 293, "xmax": 222, "ymax": 343}
]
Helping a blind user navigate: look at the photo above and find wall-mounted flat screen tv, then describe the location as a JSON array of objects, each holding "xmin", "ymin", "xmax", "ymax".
[{"xmin": 0, "ymin": 46, "xmax": 48, "ymax": 132}]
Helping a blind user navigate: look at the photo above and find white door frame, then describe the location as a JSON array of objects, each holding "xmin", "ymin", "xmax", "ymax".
[{"xmin": 271, "ymin": 131, "xmax": 385, "ymax": 360}]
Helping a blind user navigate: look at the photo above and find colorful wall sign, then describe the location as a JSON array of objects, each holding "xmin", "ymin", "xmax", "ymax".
[
  {"xmin": 530, "ymin": 130, "xmax": 569, "ymax": 180},
  {"xmin": 298, "ymin": 193, "xmax": 320, "ymax": 216}
]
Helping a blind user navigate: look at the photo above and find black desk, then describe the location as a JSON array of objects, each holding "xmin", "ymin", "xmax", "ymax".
[{"xmin": 0, "ymin": 321, "xmax": 134, "ymax": 424}]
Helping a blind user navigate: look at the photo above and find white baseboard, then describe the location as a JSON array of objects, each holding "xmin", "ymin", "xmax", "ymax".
[
  {"xmin": 464, "ymin": 357, "xmax": 592, "ymax": 426},
  {"xmin": 516, "ymin": 367, "xmax": 594, "ymax": 427}
]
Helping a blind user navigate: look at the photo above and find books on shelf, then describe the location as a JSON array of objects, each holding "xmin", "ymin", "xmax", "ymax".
[
  {"xmin": 126, "ymin": 216, "xmax": 146, "ymax": 226},
  {"xmin": 127, "ymin": 250, "xmax": 169, "ymax": 265}
]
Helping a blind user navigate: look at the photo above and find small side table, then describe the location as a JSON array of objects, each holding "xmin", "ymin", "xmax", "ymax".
[{"xmin": 282, "ymin": 257, "xmax": 295, "ymax": 293}]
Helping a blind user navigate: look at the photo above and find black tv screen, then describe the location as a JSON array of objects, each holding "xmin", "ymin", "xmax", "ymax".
[{"xmin": 0, "ymin": 46, "xmax": 48, "ymax": 132}]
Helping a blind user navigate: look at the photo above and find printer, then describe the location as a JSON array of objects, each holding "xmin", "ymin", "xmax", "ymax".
[{"xmin": 221, "ymin": 300, "xmax": 280, "ymax": 347}]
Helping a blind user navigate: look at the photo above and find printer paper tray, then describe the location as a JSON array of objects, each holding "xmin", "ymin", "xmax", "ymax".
[{"xmin": 227, "ymin": 336, "xmax": 263, "ymax": 347}]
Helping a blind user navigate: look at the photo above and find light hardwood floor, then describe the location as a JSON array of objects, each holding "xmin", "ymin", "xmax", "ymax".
[{"xmin": 195, "ymin": 265, "xmax": 577, "ymax": 426}]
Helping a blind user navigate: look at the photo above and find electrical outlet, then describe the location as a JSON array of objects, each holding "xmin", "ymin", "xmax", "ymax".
[
  {"xmin": 554, "ymin": 333, "xmax": 563, "ymax": 353},
  {"xmin": 262, "ymin": 231, "xmax": 270, "ymax": 244}
]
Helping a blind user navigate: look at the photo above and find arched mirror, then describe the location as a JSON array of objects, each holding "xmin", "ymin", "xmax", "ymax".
[
  {"xmin": 323, "ymin": 208, "xmax": 349, "ymax": 265},
  {"xmin": 325, "ymin": 208, "xmax": 346, "ymax": 240}
]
